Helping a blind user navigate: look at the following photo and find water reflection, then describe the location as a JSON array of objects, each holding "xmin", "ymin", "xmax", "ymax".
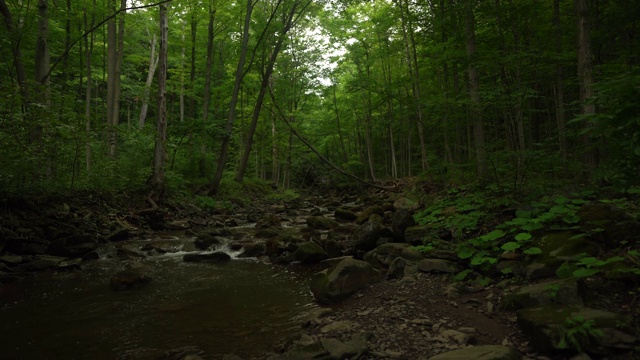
[{"xmin": 1, "ymin": 245, "xmax": 316, "ymax": 359}]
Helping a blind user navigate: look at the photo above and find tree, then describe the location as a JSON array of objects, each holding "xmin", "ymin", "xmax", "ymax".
[{"xmin": 150, "ymin": 1, "xmax": 169, "ymax": 199}]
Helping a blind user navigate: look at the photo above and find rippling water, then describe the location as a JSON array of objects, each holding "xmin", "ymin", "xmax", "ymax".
[{"xmin": 0, "ymin": 238, "xmax": 317, "ymax": 360}]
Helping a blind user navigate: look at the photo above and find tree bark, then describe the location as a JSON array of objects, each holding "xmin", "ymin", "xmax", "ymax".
[
  {"xmin": 465, "ymin": 2, "xmax": 487, "ymax": 179},
  {"xmin": 576, "ymin": 0, "xmax": 597, "ymax": 168},
  {"xmin": 151, "ymin": 2, "xmax": 169, "ymax": 200},
  {"xmin": 554, "ymin": 0, "xmax": 567, "ymax": 170},
  {"xmin": 234, "ymin": 0, "xmax": 307, "ymax": 183},
  {"xmin": 106, "ymin": 0, "xmax": 126, "ymax": 158},
  {"xmin": 0, "ymin": 0, "xmax": 29, "ymax": 108},
  {"xmin": 139, "ymin": 32, "xmax": 158, "ymax": 128},
  {"xmin": 209, "ymin": 0, "xmax": 253, "ymax": 195},
  {"xmin": 84, "ymin": 5, "xmax": 95, "ymax": 173}
]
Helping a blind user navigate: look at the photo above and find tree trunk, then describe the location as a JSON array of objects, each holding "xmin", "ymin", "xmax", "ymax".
[
  {"xmin": 554, "ymin": 0, "xmax": 567, "ymax": 170},
  {"xmin": 0, "ymin": 0, "xmax": 30, "ymax": 109},
  {"xmin": 151, "ymin": 2, "xmax": 169, "ymax": 200},
  {"xmin": 84, "ymin": 6, "xmax": 95, "ymax": 173},
  {"xmin": 465, "ymin": 2, "xmax": 487, "ymax": 179},
  {"xmin": 576, "ymin": 0, "xmax": 597, "ymax": 168},
  {"xmin": 209, "ymin": 0, "xmax": 253, "ymax": 195},
  {"xmin": 106, "ymin": 0, "xmax": 126, "ymax": 158},
  {"xmin": 234, "ymin": 0, "xmax": 305, "ymax": 183},
  {"xmin": 139, "ymin": 32, "xmax": 158, "ymax": 128}
]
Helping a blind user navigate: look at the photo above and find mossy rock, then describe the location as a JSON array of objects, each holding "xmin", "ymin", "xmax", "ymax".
[
  {"xmin": 516, "ymin": 305, "xmax": 636, "ymax": 354},
  {"xmin": 355, "ymin": 206, "xmax": 384, "ymax": 225},
  {"xmin": 578, "ymin": 202, "xmax": 640, "ymax": 247},
  {"xmin": 501, "ymin": 278, "xmax": 584, "ymax": 310},
  {"xmin": 525, "ymin": 232, "xmax": 601, "ymax": 279}
]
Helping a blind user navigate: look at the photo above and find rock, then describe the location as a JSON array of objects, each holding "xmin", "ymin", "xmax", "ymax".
[
  {"xmin": 320, "ymin": 335, "xmax": 368, "ymax": 359},
  {"xmin": 194, "ymin": 235, "xmax": 222, "ymax": 250},
  {"xmin": 356, "ymin": 206, "xmax": 384, "ymax": 224},
  {"xmin": 323, "ymin": 239, "xmax": 343, "ymax": 258},
  {"xmin": 221, "ymin": 355, "xmax": 244, "ymax": 360},
  {"xmin": 352, "ymin": 218, "xmax": 385, "ymax": 252},
  {"xmin": 255, "ymin": 229, "xmax": 281, "ymax": 239},
  {"xmin": 428, "ymin": 345, "xmax": 521, "ymax": 360},
  {"xmin": 47, "ymin": 234, "xmax": 98, "ymax": 258},
  {"xmin": 320, "ymin": 320, "xmax": 358, "ymax": 334},
  {"xmin": 387, "ymin": 257, "xmax": 419, "ymax": 280},
  {"xmin": 418, "ymin": 259, "xmax": 462, "ymax": 274},
  {"xmin": 404, "ymin": 225, "xmax": 451, "ymax": 246},
  {"xmin": 391, "ymin": 208, "xmax": 416, "ymax": 238},
  {"xmin": 16, "ymin": 255, "xmax": 65, "ymax": 272},
  {"xmin": 306, "ymin": 216, "xmax": 340, "ymax": 230},
  {"xmin": 440, "ymin": 329, "xmax": 472, "ymax": 345},
  {"xmin": 364, "ymin": 243, "xmax": 423, "ymax": 269},
  {"xmin": 516, "ymin": 305, "xmax": 636, "ymax": 354},
  {"xmin": 334, "ymin": 207, "xmax": 358, "ymax": 222},
  {"xmin": 256, "ymin": 215, "xmax": 281, "ymax": 228},
  {"xmin": 238, "ymin": 242, "xmax": 267, "ymax": 258},
  {"xmin": 292, "ymin": 241, "xmax": 327, "ymax": 264},
  {"xmin": 116, "ymin": 247, "xmax": 146, "ymax": 260},
  {"xmin": 578, "ymin": 202, "xmax": 640, "ymax": 247},
  {"xmin": 107, "ymin": 227, "xmax": 130, "ymax": 242},
  {"xmin": 166, "ymin": 219, "xmax": 190, "ymax": 230},
  {"xmin": 525, "ymin": 231, "xmax": 600, "ymax": 280},
  {"xmin": 310, "ymin": 258, "xmax": 380, "ymax": 304},
  {"xmin": 110, "ymin": 269, "xmax": 152, "ymax": 291},
  {"xmin": 0, "ymin": 255, "xmax": 23, "ymax": 265},
  {"xmin": 393, "ymin": 197, "xmax": 420, "ymax": 212},
  {"xmin": 182, "ymin": 252, "xmax": 231, "ymax": 264},
  {"xmin": 301, "ymin": 307, "xmax": 334, "ymax": 327},
  {"xmin": 502, "ymin": 278, "xmax": 584, "ymax": 310}
]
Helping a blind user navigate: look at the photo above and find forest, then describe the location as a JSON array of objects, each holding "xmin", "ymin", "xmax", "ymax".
[
  {"xmin": 1, "ymin": 0, "xmax": 638, "ymax": 199},
  {"xmin": 1, "ymin": 1, "xmax": 640, "ymax": 359}
]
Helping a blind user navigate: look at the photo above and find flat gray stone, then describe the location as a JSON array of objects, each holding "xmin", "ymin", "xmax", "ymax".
[{"xmin": 429, "ymin": 345, "xmax": 521, "ymax": 360}]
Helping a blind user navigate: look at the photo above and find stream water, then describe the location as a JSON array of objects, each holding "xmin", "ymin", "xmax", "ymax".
[{"xmin": 0, "ymin": 234, "xmax": 318, "ymax": 359}]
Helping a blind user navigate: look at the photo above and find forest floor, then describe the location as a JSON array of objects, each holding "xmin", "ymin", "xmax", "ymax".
[{"xmin": 1, "ymin": 182, "xmax": 639, "ymax": 360}]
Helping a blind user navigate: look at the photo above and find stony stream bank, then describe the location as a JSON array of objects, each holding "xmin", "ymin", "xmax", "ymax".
[{"xmin": 0, "ymin": 186, "xmax": 638, "ymax": 360}]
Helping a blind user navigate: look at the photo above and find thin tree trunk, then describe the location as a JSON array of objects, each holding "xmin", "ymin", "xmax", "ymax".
[
  {"xmin": 235, "ymin": 0, "xmax": 306, "ymax": 183},
  {"xmin": 209, "ymin": 0, "xmax": 253, "ymax": 195},
  {"xmin": 151, "ymin": 2, "xmax": 168, "ymax": 200},
  {"xmin": 271, "ymin": 113, "xmax": 279, "ymax": 187},
  {"xmin": 554, "ymin": 0, "xmax": 567, "ymax": 170},
  {"xmin": 576, "ymin": 0, "xmax": 597, "ymax": 168},
  {"xmin": 0, "ymin": 0, "xmax": 29, "ymax": 109},
  {"xmin": 84, "ymin": 6, "xmax": 94, "ymax": 173},
  {"xmin": 180, "ymin": 32, "xmax": 185, "ymax": 123},
  {"xmin": 139, "ymin": 32, "xmax": 158, "ymax": 128},
  {"xmin": 466, "ymin": 2, "xmax": 487, "ymax": 178}
]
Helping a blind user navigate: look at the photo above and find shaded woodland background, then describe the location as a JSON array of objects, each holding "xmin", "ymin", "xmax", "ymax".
[{"xmin": 1, "ymin": 0, "xmax": 639, "ymax": 198}]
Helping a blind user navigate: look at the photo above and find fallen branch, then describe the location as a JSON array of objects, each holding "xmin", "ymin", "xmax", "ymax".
[{"xmin": 267, "ymin": 88, "xmax": 396, "ymax": 192}]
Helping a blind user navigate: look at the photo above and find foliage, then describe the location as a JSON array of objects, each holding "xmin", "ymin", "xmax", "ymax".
[{"xmin": 556, "ymin": 316, "xmax": 604, "ymax": 352}]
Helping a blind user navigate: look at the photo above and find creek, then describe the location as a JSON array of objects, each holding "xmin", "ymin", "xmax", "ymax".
[{"xmin": 0, "ymin": 233, "xmax": 318, "ymax": 359}]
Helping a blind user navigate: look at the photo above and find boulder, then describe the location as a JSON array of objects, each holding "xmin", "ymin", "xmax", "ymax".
[
  {"xmin": 238, "ymin": 242, "xmax": 267, "ymax": 258},
  {"xmin": 392, "ymin": 197, "xmax": 420, "ymax": 212},
  {"xmin": 352, "ymin": 217, "xmax": 385, "ymax": 252},
  {"xmin": 255, "ymin": 229, "xmax": 281, "ymax": 239},
  {"xmin": 363, "ymin": 243, "xmax": 423, "ymax": 269},
  {"xmin": 387, "ymin": 257, "xmax": 419, "ymax": 280},
  {"xmin": 292, "ymin": 241, "xmax": 327, "ymax": 264},
  {"xmin": 418, "ymin": 259, "xmax": 461, "ymax": 274},
  {"xmin": 334, "ymin": 207, "xmax": 358, "ymax": 222},
  {"xmin": 502, "ymin": 278, "xmax": 584, "ymax": 310},
  {"xmin": 429, "ymin": 345, "xmax": 521, "ymax": 360},
  {"xmin": 578, "ymin": 202, "xmax": 640, "ymax": 247},
  {"xmin": 323, "ymin": 239, "xmax": 343, "ymax": 258},
  {"xmin": 306, "ymin": 216, "xmax": 340, "ymax": 230},
  {"xmin": 110, "ymin": 268, "xmax": 152, "ymax": 291},
  {"xmin": 404, "ymin": 225, "xmax": 451, "ymax": 246},
  {"xmin": 355, "ymin": 206, "xmax": 383, "ymax": 225},
  {"xmin": 107, "ymin": 227, "xmax": 130, "ymax": 242},
  {"xmin": 391, "ymin": 208, "xmax": 416, "ymax": 238},
  {"xmin": 310, "ymin": 258, "xmax": 380, "ymax": 304},
  {"xmin": 194, "ymin": 234, "xmax": 222, "ymax": 250},
  {"xmin": 183, "ymin": 252, "xmax": 231, "ymax": 264},
  {"xmin": 47, "ymin": 234, "xmax": 99, "ymax": 258},
  {"xmin": 517, "ymin": 305, "xmax": 636, "ymax": 354},
  {"xmin": 256, "ymin": 215, "xmax": 281, "ymax": 228},
  {"xmin": 525, "ymin": 232, "xmax": 600, "ymax": 279}
]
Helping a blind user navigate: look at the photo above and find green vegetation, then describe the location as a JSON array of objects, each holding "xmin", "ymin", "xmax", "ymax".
[{"xmin": 557, "ymin": 316, "xmax": 604, "ymax": 352}]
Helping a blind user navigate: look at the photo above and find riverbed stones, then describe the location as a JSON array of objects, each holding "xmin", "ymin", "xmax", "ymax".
[
  {"xmin": 356, "ymin": 206, "xmax": 384, "ymax": 224},
  {"xmin": 391, "ymin": 208, "xmax": 416, "ymax": 239},
  {"xmin": 310, "ymin": 258, "xmax": 380, "ymax": 304},
  {"xmin": 306, "ymin": 216, "xmax": 340, "ymax": 230},
  {"xmin": 429, "ymin": 345, "xmax": 521, "ymax": 360},
  {"xmin": 182, "ymin": 251, "xmax": 231, "ymax": 264},
  {"xmin": 47, "ymin": 234, "xmax": 99, "ymax": 258},
  {"xmin": 194, "ymin": 234, "xmax": 222, "ymax": 250},
  {"xmin": 418, "ymin": 259, "xmax": 462, "ymax": 274},
  {"xmin": 352, "ymin": 216, "xmax": 385, "ymax": 252},
  {"xmin": 363, "ymin": 243, "xmax": 423, "ymax": 269},
  {"xmin": 335, "ymin": 207, "xmax": 358, "ymax": 222},
  {"xmin": 238, "ymin": 242, "xmax": 267, "ymax": 258},
  {"xmin": 292, "ymin": 241, "xmax": 327, "ymax": 264}
]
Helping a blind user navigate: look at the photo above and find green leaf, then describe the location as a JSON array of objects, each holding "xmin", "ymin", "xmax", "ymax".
[
  {"xmin": 576, "ymin": 257, "xmax": 599, "ymax": 266},
  {"xmin": 483, "ymin": 230, "xmax": 506, "ymax": 241},
  {"xmin": 523, "ymin": 247, "xmax": 542, "ymax": 255},
  {"xmin": 554, "ymin": 196, "xmax": 570, "ymax": 204},
  {"xmin": 454, "ymin": 269, "xmax": 472, "ymax": 281},
  {"xmin": 457, "ymin": 246, "xmax": 476, "ymax": 259},
  {"xmin": 573, "ymin": 268, "xmax": 600, "ymax": 278},
  {"xmin": 501, "ymin": 242, "xmax": 521, "ymax": 251},
  {"xmin": 550, "ymin": 205, "xmax": 569, "ymax": 214},
  {"xmin": 563, "ymin": 215, "xmax": 581, "ymax": 224},
  {"xmin": 515, "ymin": 210, "xmax": 532, "ymax": 218},
  {"xmin": 515, "ymin": 232, "xmax": 532, "ymax": 241},
  {"xmin": 569, "ymin": 233, "xmax": 589, "ymax": 240},
  {"xmin": 556, "ymin": 262, "xmax": 578, "ymax": 278}
]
